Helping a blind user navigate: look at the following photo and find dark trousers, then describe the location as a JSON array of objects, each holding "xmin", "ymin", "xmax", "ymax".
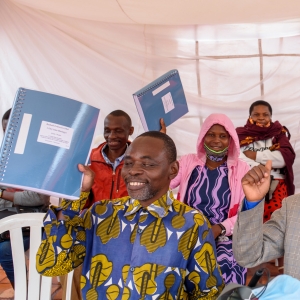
[{"xmin": 0, "ymin": 236, "xmax": 30, "ymax": 286}]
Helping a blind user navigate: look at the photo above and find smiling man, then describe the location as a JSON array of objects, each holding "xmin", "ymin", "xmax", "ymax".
[
  {"xmin": 36, "ymin": 131, "xmax": 224, "ymax": 300},
  {"xmin": 86, "ymin": 110, "xmax": 134, "ymax": 206}
]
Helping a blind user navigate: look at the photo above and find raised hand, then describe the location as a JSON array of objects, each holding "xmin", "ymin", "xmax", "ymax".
[
  {"xmin": 78, "ymin": 164, "xmax": 95, "ymax": 192},
  {"xmin": 159, "ymin": 118, "xmax": 166, "ymax": 134},
  {"xmin": 242, "ymin": 160, "xmax": 272, "ymax": 202}
]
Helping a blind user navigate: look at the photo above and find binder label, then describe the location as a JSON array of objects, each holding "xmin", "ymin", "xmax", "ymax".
[
  {"xmin": 152, "ymin": 81, "xmax": 170, "ymax": 96},
  {"xmin": 161, "ymin": 92, "xmax": 175, "ymax": 114},
  {"xmin": 37, "ymin": 121, "xmax": 74, "ymax": 149},
  {"xmin": 14, "ymin": 113, "xmax": 32, "ymax": 154}
]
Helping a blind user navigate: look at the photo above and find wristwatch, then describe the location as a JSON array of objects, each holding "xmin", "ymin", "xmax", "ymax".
[
  {"xmin": 0, "ymin": 189, "xmax": 4, "ymax": 198},
  {"xmin": 218, "ymin": 223, "xmax": 226, "ymax": 236}
]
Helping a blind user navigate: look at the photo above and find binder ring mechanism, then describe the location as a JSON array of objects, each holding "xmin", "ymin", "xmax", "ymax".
[
  {"xmin": 0, "ymin": 88, "xmax": 26, "ymax": 181},
  {"xmin": 137, "ymin": 70, "xmax": 178, "ymax": 97}
]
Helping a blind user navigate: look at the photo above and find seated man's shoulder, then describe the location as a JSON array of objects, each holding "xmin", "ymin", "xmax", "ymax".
[
  {"xmin": 172, "ymin": 199, "xmax": 209, "ymax": 227},
  {"xmin": 111, "ymin": 196, "xmax": 131, "ymax": 206},
  {"xmin": 92, "ymin": 196, "xmax": 131, "ymax": 212}
]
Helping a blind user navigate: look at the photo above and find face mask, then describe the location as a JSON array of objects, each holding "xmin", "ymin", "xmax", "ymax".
[{"xmin": 204, "ymin": 143, "xmax": 228, "ymax": 162}]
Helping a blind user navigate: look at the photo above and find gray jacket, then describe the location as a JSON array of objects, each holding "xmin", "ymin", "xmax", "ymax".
[{"xmin": 233, "ymin": 194, "xmax": 300, "ymax": 280}]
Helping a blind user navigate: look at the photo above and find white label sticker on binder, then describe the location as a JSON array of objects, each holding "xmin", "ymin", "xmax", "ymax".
[
  {"xmin": 14, "ymin": 113, "xmax": 32, "ymax": 154},
  {"xmin": 37, "ymin": 121, "xmax": 74, "ymax": 149},
  {"xmin": 161, "ymin": 92, "xmax": 175, "ymax": 114},
  {"xmin": 152, "ymin": 81, "xmax": 170, "ymax": 96}
]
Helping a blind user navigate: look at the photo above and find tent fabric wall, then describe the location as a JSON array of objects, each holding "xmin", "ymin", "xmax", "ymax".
[
  {"xmin": 1, "ymin": 0, "xmax": 300, "ymax": 189},
  {"xmin": 10, "ymin": 0, "xmax": 300, "ymax": 25}
]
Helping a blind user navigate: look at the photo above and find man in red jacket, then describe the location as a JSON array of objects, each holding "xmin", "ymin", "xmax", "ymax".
[
  {"xmin": 87, "ymin": 110, "xmax": 167, "ymax": 207},
  {"xmin": 84, "ymin": 109, "xmax": 134, "ymax": 205}
]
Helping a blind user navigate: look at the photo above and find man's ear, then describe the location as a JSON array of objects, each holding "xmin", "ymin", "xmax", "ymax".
[
  {"xmin": 129, "ymin": 126, "xmax": 134, "ymax": 135},
  {"xmin": 169, "ymin": 161, "xmax": 179, "ymax": 180}
]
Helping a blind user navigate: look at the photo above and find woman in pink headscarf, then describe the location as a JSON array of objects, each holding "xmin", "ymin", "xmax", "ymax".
[{"xmin": 171, "ymin": 113, "xmax": 249, "ymax": 285}]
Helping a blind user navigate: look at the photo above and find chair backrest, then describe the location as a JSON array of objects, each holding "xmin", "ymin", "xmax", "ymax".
[{"xmin": 0, "ymin": 213, "xmax": 73, "ymax": 300}]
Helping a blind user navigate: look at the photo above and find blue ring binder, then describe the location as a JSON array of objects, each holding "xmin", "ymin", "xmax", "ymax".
[{"xmin": 0, "ymin": 88, "xmax": 100, "ymax": 199}]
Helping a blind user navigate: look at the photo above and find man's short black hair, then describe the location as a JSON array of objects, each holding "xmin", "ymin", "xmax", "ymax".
[
  {"xmin": 249, "ymin": 100, "xmax": 272, "ymax": 115},
  {"xmin": 2, "ymin": 108, "xmax": 11, "ymax": 122},
  {"xmin": 137, "ymin": 131, "xmax": 177, "ymax": 163},
  {"xmin": 108, "ymin": 110, "xmax": 132, "ymax": 127}
]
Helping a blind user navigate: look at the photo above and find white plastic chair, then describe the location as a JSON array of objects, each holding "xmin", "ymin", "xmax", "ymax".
[{"xmin": 0, "ymin": 213, "xmax": 74, "ymax": 300}]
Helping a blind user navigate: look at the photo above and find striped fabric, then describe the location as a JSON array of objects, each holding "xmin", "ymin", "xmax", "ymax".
[{"xmin": 185, "ymin": 163, "xmax": 247, "ymax": 284}]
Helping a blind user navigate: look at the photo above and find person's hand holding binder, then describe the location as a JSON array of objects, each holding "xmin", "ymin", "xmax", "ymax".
[
  {"xmin": 159, "ymin": 118, "xmax": 166, "ymax": 134},
  {"xmin": 57, "ymin": 164, "xmax": 94, "ymax": 221},
  {"xmin": 78, "ymin": 164, "xmax": 95, "ymax": 192}
]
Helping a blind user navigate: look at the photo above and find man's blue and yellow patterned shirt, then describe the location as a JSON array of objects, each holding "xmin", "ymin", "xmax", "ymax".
[{"xmin": 36, "ymin": 191, "xmax": 224, "ymax": 299}]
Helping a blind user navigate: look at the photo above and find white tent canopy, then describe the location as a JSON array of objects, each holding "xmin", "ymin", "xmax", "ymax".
[
  {"xmin": 9, "ymin": 0, "xmax": 300, "ymax": 25},
  {"xmin": 1, "ymin": 0, "xmax": 300, "ymax": 189}
]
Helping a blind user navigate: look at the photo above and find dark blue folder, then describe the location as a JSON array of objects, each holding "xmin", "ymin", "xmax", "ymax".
[{"xmin": 133, "ymin": 70, "xmax": 188, "ymax": 131}]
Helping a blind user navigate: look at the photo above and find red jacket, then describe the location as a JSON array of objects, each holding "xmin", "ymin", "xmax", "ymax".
[{"xmin": 85, "ymin": 142, "xmax": 129, "ymax": 207}]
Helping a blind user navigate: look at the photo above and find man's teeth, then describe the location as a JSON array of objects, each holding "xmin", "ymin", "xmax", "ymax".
[{"xmin": 129, "ymin": 182, "xmax": 145, "ymax": 186}]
